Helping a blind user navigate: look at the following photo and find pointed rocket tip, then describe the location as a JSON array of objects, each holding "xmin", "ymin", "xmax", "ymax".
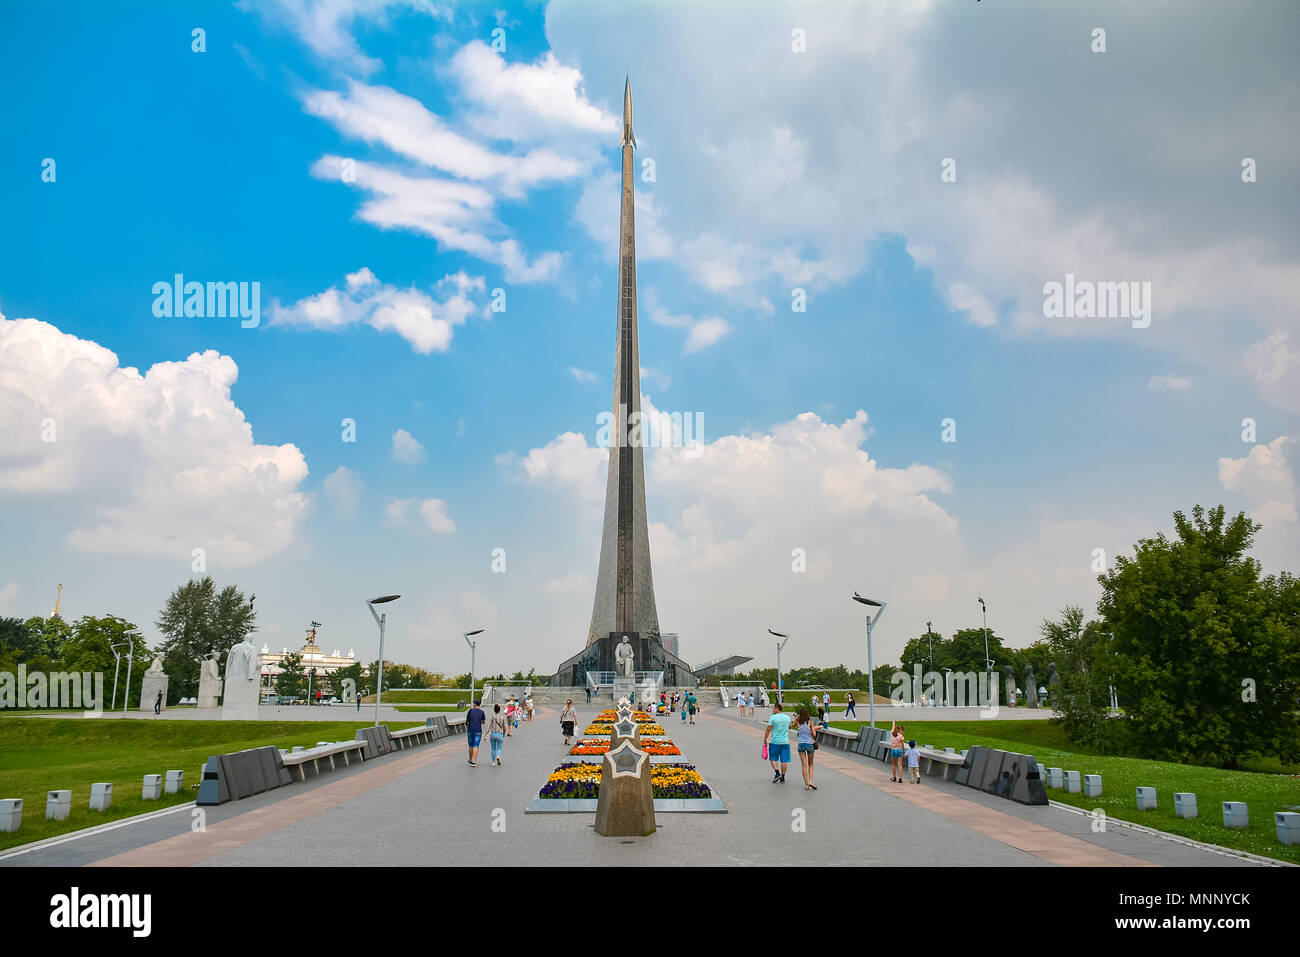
[{"xmin": 621, "ymin": 76, "xmax": 635, "ymax": 148}]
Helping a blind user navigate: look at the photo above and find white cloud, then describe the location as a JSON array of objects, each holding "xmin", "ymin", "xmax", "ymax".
[
  {"xmin": 566, "ymin": 366, "xmax": 597, "ymax": 384},
  {"xmin": 322, "ymin": 466, "xmax": 362, "ymax": 516},
  {"xmin": 1243, "ymin": 331, "xmax": 1300, "ymax": 413},
  {"xmin": 1147, "ymin": 374, "xmax": 1192, "ymax": 391},
  {"xmin": 311, "ymin": 157, "xmax": 564, "ymax": 283},
  {"xmin": 270, "ymin": 265, "xmax": 485, "ymax": 353},
  {"xmin": 385, "ymin": 496, "xmax": 455, "ymax": 533},
  {"xmin": 447, "ymin": 40, "xmax": 619, "ymax": 140},
  {"xmin": 391, "ymin": 429, "xmax": 425, "ymax": 464},
  {"xmin": 639, "ymin": 366, "xmax": 671, "ymax": 390},
  {"xmin": 1219, "ymin": 437, "xmax": 1297, "ymax": 525},
  {"xmin": 244, "ymin": 0, "xmax": 449, "ymax": 74},
  {"xmin": 684, "ymin": 317, "xmax": 732, "ymax": 354},
  {"xmin": 497, "ymin": 431, "xmax": 606, "ymax": 505},
  {"xmin": 418, "ymin": 498, "xmax": 455, "ymax": 533},
  {"xmin": 546, "ymin": 1, "xmax": 1300, "ymax": 408},
  {"xmin": 303, "ymin": 80, "xmax": 585, "ymax": 197},
  {"xmin": 0, "ymin": 314, "xmax": 308, "ymax": 565}
]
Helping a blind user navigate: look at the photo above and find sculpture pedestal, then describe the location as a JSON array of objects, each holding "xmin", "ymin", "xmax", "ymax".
[
  {"xmin": 222, "ymin": 678, "xmax": 260, "ymax": 720},
  {"xmin": 139, "ymin": 673, "xmax": 169, "ymax": 712},
  {"xmin": 197, "ymin": 673, "xmax": 223, "ymax": 710},
  {"xmin": 612, "ymin": 676, "xmax": 635, "ymax": 702},
  {"xmin": 594, "ymin": 742, "xmax": 655, "ymax": 837}
]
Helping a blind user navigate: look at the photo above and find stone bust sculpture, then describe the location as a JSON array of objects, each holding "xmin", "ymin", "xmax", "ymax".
[
  {"xmin": 225, "ymin": 636, "xmax": 260, "ymax": 682},
  {"xmin": 614, "ymin": 637, "xmax": 635, "ymax": 678},
  {"xmin": 147, "ymin": 654, "xmax": 165, "ymax": 674}
]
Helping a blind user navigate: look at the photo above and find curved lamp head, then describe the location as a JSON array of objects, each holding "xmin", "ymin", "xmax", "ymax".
[
  {"xmin": 369, "ymin": 594, "xmax": 401, "ymax": 605},
  {"xmin": 852, "ymin": 593, "xmax": 882, "ymax": 607},
  {"xmin": 464, "ymin": 629, "xmax": 484, "ymax": 637},
  {"xmin": 767, "ymin": 628, "xmax": 788, "ymax": 638}
]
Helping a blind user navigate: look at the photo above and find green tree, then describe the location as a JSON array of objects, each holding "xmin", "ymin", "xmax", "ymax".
[
  {"xmin": 156, "ymin": 577, "xmax": 256, "ymax": 701},
  {"xmin": 1097, "ymin": 505, "xmax": 1300, "ymax": 768},
  {"xmin": 19, "ymin": 615, "xmax": 73, "ymax": 673},
  {"xmin": 1041, "ymin": 606, "xmax": 1116, "ymax": 751},
  {"xmin": 275, "ymin": 652, "xmax": 305, "ymax": 698}
]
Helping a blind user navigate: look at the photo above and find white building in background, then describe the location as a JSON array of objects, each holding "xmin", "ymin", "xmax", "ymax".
[{"xmin": 258, "ymin": 633, "xmax": 361, "ymax": 693}]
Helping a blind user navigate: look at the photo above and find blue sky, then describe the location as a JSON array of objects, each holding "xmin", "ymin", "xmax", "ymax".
[{"xmin": 1, "ymin": 0, "xmax": 1297, "ymax": 678}]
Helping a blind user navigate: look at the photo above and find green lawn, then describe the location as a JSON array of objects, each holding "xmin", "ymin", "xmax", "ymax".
[
  {"xmin": 829, "ymin": 719, "xmax": 1300, "ymax": 864},
  {"xmin": 362, "ymin": 688, "xmax": 473, "ymax": 704},
  {"xmin": 0, "ymin": 717, "xmax": 422, "ymax": 852}
]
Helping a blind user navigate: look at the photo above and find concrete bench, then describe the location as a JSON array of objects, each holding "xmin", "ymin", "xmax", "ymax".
[
  {"xmin": 280, "ymin": 741, "xmax": 368, "ymax": 781},
  {"xmin": 817, "ymin": 726, "xmax": 857, "ymax": 751},
  {"xmin": 918, "ymin": 748, "xmax": 966, "ymax": 781}
]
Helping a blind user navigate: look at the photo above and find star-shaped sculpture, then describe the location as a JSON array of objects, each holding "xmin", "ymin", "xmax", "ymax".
[
  {"xmin": 606, "ymin": 740, "xmax": 647, "ymax": 777},
  {"xmin": 613, "ymin": 718, "xmax": 638, "ymax": 738}
]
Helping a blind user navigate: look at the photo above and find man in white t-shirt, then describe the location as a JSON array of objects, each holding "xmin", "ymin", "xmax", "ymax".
[
  {"xmin": 736, "ymin": 690, "xmax": 744, "ymax": 711},
  {"xmin": 822, "ymin": 691, "xmax": 831, "ymax": 715}
]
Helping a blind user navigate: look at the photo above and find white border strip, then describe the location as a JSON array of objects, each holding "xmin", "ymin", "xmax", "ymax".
[
  {"xmin": 1048, "ymin": 799, "xmax": 1291, "ymax": 867},
  {"xmin": 0, "ymin": 801, "xmax": 196, "ymax": 861}
]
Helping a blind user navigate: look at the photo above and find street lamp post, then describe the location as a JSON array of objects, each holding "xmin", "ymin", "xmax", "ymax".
[
  {"xmin": 366, "ymin": 594, "xmax": 400, "ymax": 727},
  {"xmin": 768, "ymin": 629, "xmax": 790, "ymax": 707},
  {"xmin": 852, "ymin": 593, "xmax": 886, "ymax": 728},
  {"xmin": 464, "ymin": 630, "xmax": 485, "ymax": 705},
  {"xmin": 978, "ymin": 597, "xmax": 991, "ymax": 705},
  {"xmin": 925, "ymin": 621, "xmax": 935, "ymax": 702},
  {"xmin": 109, "ymin": 642, "xmax": 128, "ymax": 712},
  {"xmin": 122, "ymin": 630, "xmax": 135, "ymax": 716}
]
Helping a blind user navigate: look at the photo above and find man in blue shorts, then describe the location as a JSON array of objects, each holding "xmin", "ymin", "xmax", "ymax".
[
  {"xmin": 465, "ymin": 698, "xmax": 485, "ymax": 767},
  {"xmin": 764, "ymin": 702, "xmax": 792, "ymax": 783}
]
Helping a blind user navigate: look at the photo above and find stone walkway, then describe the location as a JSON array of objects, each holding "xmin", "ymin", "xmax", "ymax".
[{"xmin": 0, "ymin": 705, "xmax": 1263, "ymax": 867}]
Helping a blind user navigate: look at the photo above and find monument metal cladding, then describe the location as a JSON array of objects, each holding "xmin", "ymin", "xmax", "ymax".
[{"xmin": 554, "ymin": 79, "xmax": 693, "ymax": 688}]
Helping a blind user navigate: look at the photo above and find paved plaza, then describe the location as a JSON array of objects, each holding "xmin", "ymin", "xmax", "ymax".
[{"xmin": 0, "ymin": 703, "xmax": 1267, "ymax": 868}]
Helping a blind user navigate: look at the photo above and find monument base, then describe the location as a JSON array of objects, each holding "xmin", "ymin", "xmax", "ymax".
[
  {"xmin": 197, "ymin": 674, "xmax": 223, "ymax": 710},
  {"xmin": 222, "ymin": 680, "xmax": 260, "ymax": 720},
  {"xmin": 139, "ymin": 673, "xmax": 169, "ymax": 712},
  {"xmin": 552, "ymin": 632, "xmax": 696, "ymax": 687}
]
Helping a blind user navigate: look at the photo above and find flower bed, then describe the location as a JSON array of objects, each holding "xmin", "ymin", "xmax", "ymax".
[
  {"xmin": 584, "ymin": 722, "xmax": 668, "ymax": 736},
  {"xmin": 595, "ymin": 710, "xmax": 654, "ymax": 723},
  {"xmin": 537, "ymin": 762, "xmax": 712, "ymax": 800},
  {"xmin": 569, "ymin": 738, "xmax": 681, "ymax": 756}
]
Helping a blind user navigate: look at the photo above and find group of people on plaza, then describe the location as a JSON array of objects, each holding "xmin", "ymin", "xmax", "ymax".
[
  {"xmin": 762, "ymin": 701, "xmax": 835, "ymax": 790},
  {"xmin": 463, "ymin": 693, "xmax": 535, "ymax": 767}
]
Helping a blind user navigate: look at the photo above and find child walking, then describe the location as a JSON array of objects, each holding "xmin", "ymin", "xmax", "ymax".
[{"xmin": 906, "ymin": 739, "xmax": 921, "ymax": 783}]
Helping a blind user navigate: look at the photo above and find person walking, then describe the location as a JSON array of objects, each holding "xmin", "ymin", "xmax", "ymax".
[
  {"xmin": 526, "ymin": 694, "xmax": 535, "ymax": 721},
  {"xmin": 906, "ymin": 739, "xmax": 921, "ymax": 784},
  {"xmin": 154, "ymin": 690, "xmax": 163, "ymax": 716},
  {"xmin": 488, "ymin": 704, "xmax": 508, "ymax": 766},
  {"xmin": 586, "ymin": 685, "xmax": 592, "ymax": 704},
  {"xmin": 889, "ymin": 720, "xmax": 906, "ymax": 783},
  {"xmin": 794, "ymin": 707, "xmax": 819, "ymax": 790},
  {"xmin": 466, "ymin": 698, "xmax": 486, "ymax": 767},
  {"xmin": 735, "ymin": 689, "xmax": 744, "ymax": 711},
  {"xmin": 748, "ymin": 692, "xmax": 755, "ymax": 717},
  {"xmin": 355, "ymin": 691, "xmax": 362, "ymax": 713},
  {"xmin": 822, "ymin": 690, "xmax": 830, "ymax": 715},
  {"xmin": 845, "ymin": 691, "xmax": 856, "ymax": 718},
  {"xmin": 505, "ymin": 698, "xmax": 516, "ymax": 736},
  {"xmin": 687, "ymin": 691, "xmax": 698, "ymax": 724},
  {"xmin": 560, "ymin": 699, "xmax": 578, "ymax": 745},
  {"xmin": 764, "ymin": 702, "xmax": 792, "ymax": 783}
]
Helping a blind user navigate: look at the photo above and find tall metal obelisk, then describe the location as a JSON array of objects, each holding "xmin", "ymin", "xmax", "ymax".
[{"xmin": 587, "ymin": 77, "xmax": 661, "ymax": 649}]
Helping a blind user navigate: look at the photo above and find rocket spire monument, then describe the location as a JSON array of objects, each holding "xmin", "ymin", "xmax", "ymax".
[
  {"xmin": 553, "ymin": 79, "xmax": 691, "ymax": 688},
  {"xmin": 586, "ymin": 76, "xmax": 661, "ymax": 647}
]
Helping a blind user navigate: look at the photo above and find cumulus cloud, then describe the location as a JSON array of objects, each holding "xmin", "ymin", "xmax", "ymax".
[
  {"xmin": 566, "ymin": 366, "xmax": 597, "ymax": 384},
  {"xmin": 447, "ymin": 40, "xmax": 620, "ymax": 141},
  {"xmin": 269, "ymin": 265, "xmax": 484, "ymax": 353},
  {"xmin": 1219, "ymin": 437, "xmax": 1297, "ymax": 525},
  {"xmin": 322, "ymin": 466, "xmax": 362, "ymax": 516},
  {"xmin": 391, "ymin": 429, "xmax": 425, "ymax": 464},
  {"xmin": 385, "ymin": 496, "xmax": 455, "ymax": 533},
  {"xmin": 683, "ymin": 316, "xmax": 732, "ymax": 354},
  {"xmin": 0, "ymin": 314, "xmax": 308, "ymax": 565}
]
